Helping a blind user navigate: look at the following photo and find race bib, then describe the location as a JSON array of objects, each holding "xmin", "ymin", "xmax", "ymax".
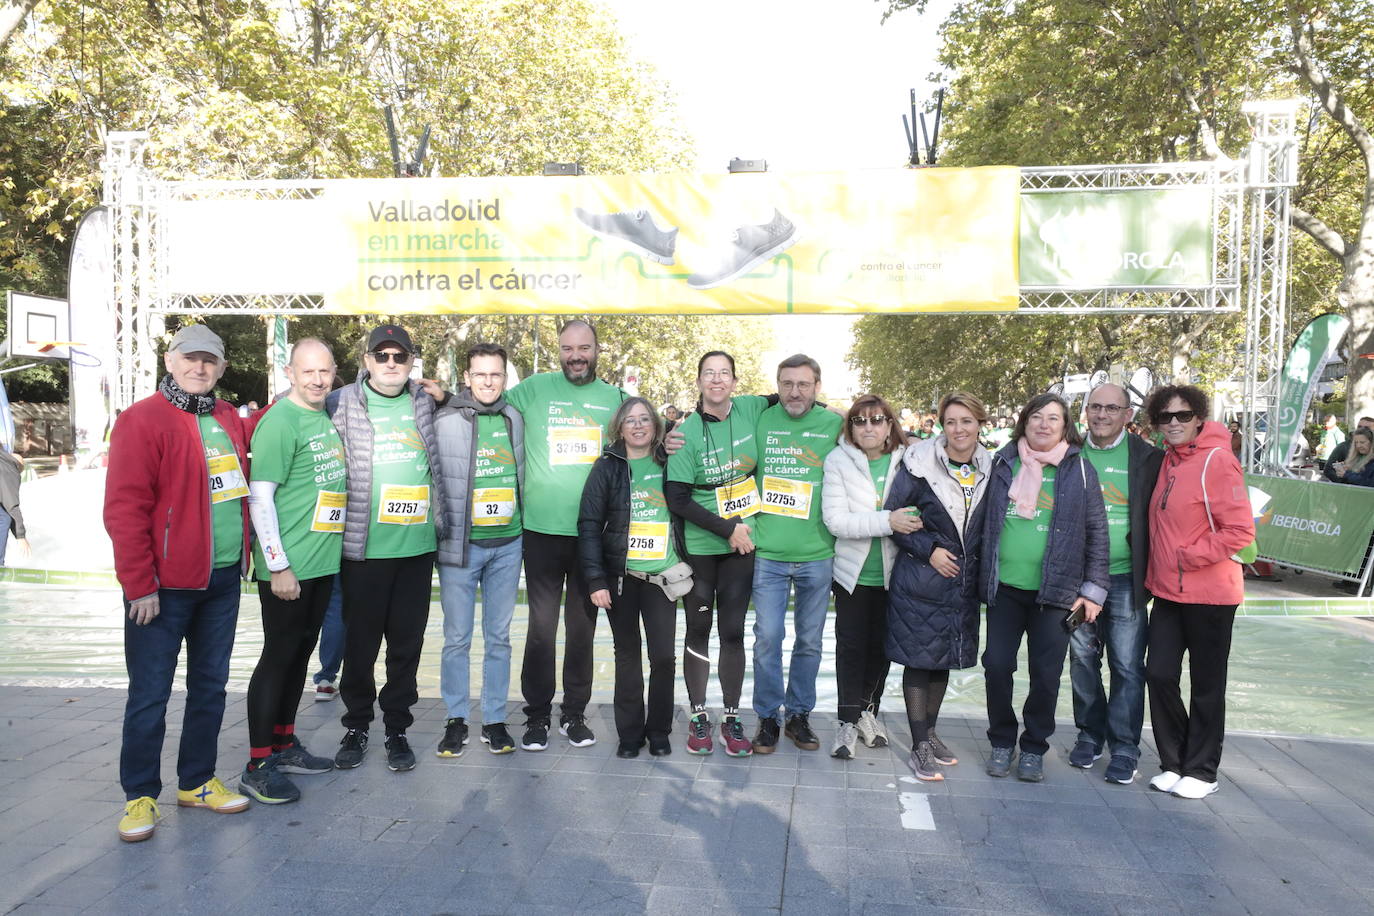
[
  {"xmin": 548, "ymin": 426, "xmax": 602, "ymax": 466},
  {"xmin": 760, "ymin": 475, "xmax": 813, "ymax": 519},
  {"xmin": 627, "ymin": 521, "xmax": 669, "ymax": 560},
  {"xmin": 377, "ymin": 484, "xmax": 430, "ymax": 525},
  {"xmin": 311, "ymin": 490, "xmax": 346, "ymax": 533},
  {"xmin": 471, "ymin": 487, "xmax": 516, "ymax": 526},
  {"xmin": 714, "ymin": 477, "xmax": 760, "ymax": 519},
  {"xmin": 207, "ymin": 454, "xmax": 248, "ymax": 503}
]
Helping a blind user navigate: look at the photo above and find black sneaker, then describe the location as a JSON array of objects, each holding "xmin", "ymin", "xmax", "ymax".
[
  {"xmin": 275, "ymin": 735, "xmax": 334, "ymax": 774},
  {"xmin": 385, "ymin": 733, "xmax": 416, "ymax": 772},
  {"xmin": 559, "ymin": 714, "xmax": 597, "ymax": 748},
  {"xmin": 1017, "ymin": 751, "xmax": 1045, "ymax": 783},
  {"xmin": 1104, "ymin": 754, "xmax": 1138, "ymax": 785},
  {"xmin": 753, "ymin": 718, "xmax": 781, "ymax": 755},
  {"xmin": 986, "ymin": 745, "xmax": 1014, "ymax": 778},
  {"xmin": 481, "ymin": 723, "xmax": 516, "ymax": 755},
  {"xmin": 335, "ymin": 728, "xmax": 368, "ymax": 769},
  {"xmin": 1068, "ymin": 739, "xmax": 1103, "ymax": 769},
  {"xmin": 785, "ymin": 714, "xmax": 820, "ymax": 751},
  {"xmin": 521, "ymin": 718, "xmax": 550, "ymax": 752},
  {"xmin": 238, "ymin": 756, "xmax": 301, "ymax": 805},
  {"xmin": 648, "ymin": 734, "xmax": 672, "ymax": 757},
  {"xmin": 436, "ymin": 718, "xmax": 469, "ymax": 758}
]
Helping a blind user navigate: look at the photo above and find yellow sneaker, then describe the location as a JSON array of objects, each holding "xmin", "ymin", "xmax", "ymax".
[
  {"xmin": 176, "ymin": 776, "xmax": 249, "ymax": 813},
  {"xmin": 118, "ymin": 796, "xmax": 161, "ymax": 842}
]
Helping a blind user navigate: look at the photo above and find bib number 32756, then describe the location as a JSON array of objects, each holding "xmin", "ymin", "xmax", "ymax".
[
  {"xmin": 378, "ymin": 484, "xmax": 430, "ymax": 525},
  {"xmin": 760, "ymin": 475, "xmax": 813, "ymax": 519},
  {"xmin": 548, "ymin": 426, "xmax": 602, "ymax": 466}
]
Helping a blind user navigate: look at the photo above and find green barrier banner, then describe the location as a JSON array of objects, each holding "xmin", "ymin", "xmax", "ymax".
[
  {"xmin": 1019, "ymin": 188, "xmax": 1213, "ymax": 287},
  {"xmin": 1245, "ymin": 473, "xmax": 1374, "ymax": 575},
  {"xmin": 1264, "ymin": 313, "xmax": 1350, "ymax": 468}
]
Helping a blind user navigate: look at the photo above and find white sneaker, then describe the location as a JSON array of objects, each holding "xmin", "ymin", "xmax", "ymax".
[
  {"xmin": 1149, "ymin": 771, "xmax": 1182, "ymax": 793},
  {"xmin": 855, "ymin": 710, "xmax": 889, "ymax": 748},
  {"xmin": 314, "ymin": 679, "xmax": 337, "ymax": 702},
  {"xmin": 1171, "ymin": 776, "xmax": 1219, "ymax": 799},
  {"xmin": 830, "ymin": 721, "xmax": 858, "ymax": 759}
]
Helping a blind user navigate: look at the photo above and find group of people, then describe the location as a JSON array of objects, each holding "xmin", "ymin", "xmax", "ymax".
[{"xmin": 103, "ymin": 318, "xmax": 1256, "ymax": 846}]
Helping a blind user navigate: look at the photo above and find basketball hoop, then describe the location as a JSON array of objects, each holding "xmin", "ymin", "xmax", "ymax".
[
  {"xmin": 37, "ymin": 341, "xmax": 81, "ymax": 354},
  {"xmin": 68, "ymin": 347, "xmax": 102, "ymax": 368}
]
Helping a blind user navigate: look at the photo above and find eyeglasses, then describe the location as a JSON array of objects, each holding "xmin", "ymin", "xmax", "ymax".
[
  {"xmin": 623, "ymin": 416, "xmax": 654, "ymax": 428},
  {"xmin": 1155, "ymin": 410, "xmax": 1197, "ymax": 425},
  {"xmin": 370, "ymin": 350, "xmax": 411, "ymax": 365},
  {"xmin": 700, "ymin": 370, "xmax": 734, "ymax": 380},
  {"xmin": 850, "ymin": 415, "xmax": 890, "ymax": 427},
  {"xmin": 1087, "ymin": 403, "xmax": 1126, "ymax": 414}
]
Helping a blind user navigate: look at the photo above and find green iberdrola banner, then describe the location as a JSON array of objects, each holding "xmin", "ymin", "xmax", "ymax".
[
  {"xmin": 1019, "ymin": 188, "xmax": 1213, "ymax": 287},
  {"xmin": 1265, "ymin": 313, "xmax": 1350, "ymax": 468},
  {"xmin": 1245, "ymin": 473, "xmax": 1374, "ymax": 575}
]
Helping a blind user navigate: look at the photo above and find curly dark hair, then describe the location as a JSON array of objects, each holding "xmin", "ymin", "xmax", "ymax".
[{"xmin": 1144, "ymin": 385, "xmax": 1210, "ymax": 425}]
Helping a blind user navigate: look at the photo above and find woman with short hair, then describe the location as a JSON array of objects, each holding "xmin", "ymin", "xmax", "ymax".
[{"xmin": 1143, "ymin": 384, "xmax": 1254, "ymax": 799}]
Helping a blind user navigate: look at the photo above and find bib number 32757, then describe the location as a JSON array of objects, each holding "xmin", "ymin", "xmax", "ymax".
[
  {"xmin": 760, "ymin": 475, "xmax": 813, "ymax": 519},
  {"xmin": 378, "ymin": 484, "xmax": 430, "ymax": 525}
]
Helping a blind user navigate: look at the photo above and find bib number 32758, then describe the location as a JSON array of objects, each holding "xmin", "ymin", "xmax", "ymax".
[
  {"xmin": 627, "ymin": 521, "xmax": 669, "ymax": 561},
  {"xmin": 378, "ymin": 484, "xmax": 430, "ymax": 525},
  {"xmin": 760, "ymin": 475, "xmax": 813, "ymax": 519}
]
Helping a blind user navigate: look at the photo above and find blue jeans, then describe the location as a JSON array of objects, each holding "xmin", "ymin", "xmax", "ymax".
[
  {"xmin": 0, "ymin": 506, "xmax": 11, "ymax": 565},
  {"xmin": 437, "ymin": 537, "xmax": 523, "ymax": 724},
  {"xmin": 313, "ymin": 573, "xmax": 344, "ymax": 684},
  {"xmin": 1069, "ymin": 573, "xmax": 1147, "ymax": 760},
  {"xmin": 120, "ymin": 562, "xmax": 241, "ymax": 800},
  {"xmin": 751, "ymin": 557, "xmax": 832, "ymax": 721}
]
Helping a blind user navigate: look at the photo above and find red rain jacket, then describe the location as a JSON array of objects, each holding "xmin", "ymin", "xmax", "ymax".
[
  {"xmin": 1145, "ymin": 421, "xmax": 1255, "ymax": 606},
  {"xmin": 103, "ymin": 394, "xmax": 250, "ymax": 601}
]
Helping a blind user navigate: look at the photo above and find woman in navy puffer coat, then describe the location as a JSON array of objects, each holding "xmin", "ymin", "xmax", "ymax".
[{"xmin": 883, "ymin": 393, "xmax": 992, "ymax": 781}]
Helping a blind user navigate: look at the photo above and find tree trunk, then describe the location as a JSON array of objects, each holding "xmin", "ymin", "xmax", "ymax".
[
  {"xmin": 1341, "ymin": 244, "xmax": 1374, "ymax": 422},
  {"xmin": 0, "ymin": 0, "xmax": 39, "ymax": 52}
]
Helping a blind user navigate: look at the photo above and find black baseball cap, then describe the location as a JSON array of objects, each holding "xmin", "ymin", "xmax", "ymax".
[{"xmin": 367, "ymin": 324, "xmax": 418, "ymax": 354}]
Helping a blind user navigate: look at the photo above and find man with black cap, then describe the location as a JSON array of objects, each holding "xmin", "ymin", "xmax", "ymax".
[
  {"xmin": 327, "ymin": 324, "xmax": 447, "ymax": 772},
  {"xmin": 104, "ymin": 323, "xmax": 251, "ymax": 842}
]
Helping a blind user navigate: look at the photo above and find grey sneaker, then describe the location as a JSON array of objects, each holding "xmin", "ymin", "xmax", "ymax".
[
  {"xmin": 927, "ymin": 730, "xmax": 957, "ymax": 766},
  {"xmin": 574, "ymin": 208, "xmax": 678, "ymax": 264},
  {"xmin": 275, "ymin": 736, "xmax": 334, "ymax": 774},
  {"xmin": 830, "ymin": 721, "xmax": 858, "ymax": 759},
  {"xmin": 1017, "ymin": 751, "xmax": 1045, "ymax": 782},
  {"xmin": 986, "ymin": 745, "xmax": 1015, "ymax": 778},
  {"xmin": 686, "ymin": 210, "xmax": 799, "ymax": 289},
  {"xmin": 856, "ymin": 710, "xmax": 889, "ymax": 748},
  {"xmin": 907, "ymin": 741, "xmax": 945, "ymax": 782},
  {"xmin": 238, "ymin": 756, "xmax": 300, "ymax": 805},
  {"xmin": 1104, "ymin": 754, "xmax": 1138, "ymax": 785},
  {"xmin": 1068, "ymin": 739, "xmax": 1103, "ymax": 768}
]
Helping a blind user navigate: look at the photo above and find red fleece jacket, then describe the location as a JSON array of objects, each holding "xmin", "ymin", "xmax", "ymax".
[
  {"xmin": 1145, "ymin": 421, "xmax": 1255, "ymax": 605},
  {"xmin": 103, "ymin": 394, "xmax": 250, "ymax": 601}
]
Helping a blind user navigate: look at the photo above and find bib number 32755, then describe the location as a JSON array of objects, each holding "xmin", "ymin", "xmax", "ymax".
[
  {"xmin": 378, "ymin": 484, "xmax": 430, "ymax": 525},
  {"xmin": 760, "ymin": 475, "xmax": 813, "ymax": 519}
]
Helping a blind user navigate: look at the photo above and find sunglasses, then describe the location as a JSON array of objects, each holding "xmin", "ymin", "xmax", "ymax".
[
  {"xmin": 1155, "ymin": 410, "xmax": 1197, "ymax": 425},
  {"xmin": 850, "ymin": 415, "xmax": 890, "ymax": 427},
  {"xmin": 370, "ymin": 349, "xmax": 412, "ymax": 364}
]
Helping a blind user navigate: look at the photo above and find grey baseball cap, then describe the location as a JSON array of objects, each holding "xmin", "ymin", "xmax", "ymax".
[{"xmin": 168, "ymin": 324, "xmax": 225, "ymax": 360}]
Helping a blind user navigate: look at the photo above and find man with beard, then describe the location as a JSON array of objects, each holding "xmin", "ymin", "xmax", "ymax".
[
  {"xmin": 506, "ymin": 320, "xmax": 624, "ymax": 750},
  {"xmin": 750, "ymin": 354, "xmax": 842, "ymax": 753}
]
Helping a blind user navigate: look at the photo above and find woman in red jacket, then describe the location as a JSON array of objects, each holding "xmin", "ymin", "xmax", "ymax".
[{"xmin": 1143, "ymin": 385, "xmax": 1255, "ymax": 800}]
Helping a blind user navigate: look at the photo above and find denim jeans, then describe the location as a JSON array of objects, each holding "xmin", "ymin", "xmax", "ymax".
[
  {"xmin": 120, "ymin": 562, "xmax": 241, "ymax": 800},
  {"xmin": 313, "ymin": 572, "xmax": 344, "ymax": 684},
  {"xmin": 1069, "ymin": 573, "xmax": 1147, "ymax": 760},
  {"xmin": 0, "ymin": 506, "xmax": 11, "ymax": 566},
  {"xmin": 751, "ymin": 557, "xmax": 833, "ymax": 721},
  {"xmin": 437, "ymin": 537, "xmax": 522, "ymax": 724}
]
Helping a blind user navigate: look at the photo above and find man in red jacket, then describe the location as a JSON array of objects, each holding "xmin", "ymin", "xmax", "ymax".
[{"xmin": 104, "ymin": 324, "xmax": 251, "ymax": 843}]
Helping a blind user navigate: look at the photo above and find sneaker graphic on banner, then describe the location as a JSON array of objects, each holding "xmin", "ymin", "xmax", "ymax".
[
  {"xmin": 686, "ymin": 210, "xmax": 799, "ymax": 290},
  {"xmin": 574, "ymin": 208, "xmax": 678, "ymax": 264}
]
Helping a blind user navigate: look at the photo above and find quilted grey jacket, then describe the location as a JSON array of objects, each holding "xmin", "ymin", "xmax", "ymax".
[{"xmin": 433, "ymin": 388, "xmax": 525, "ymax": 568}]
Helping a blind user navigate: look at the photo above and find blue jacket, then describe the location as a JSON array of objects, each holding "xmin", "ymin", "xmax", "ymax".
[{"xmin": 979, "ymin": 442, "xmax": 1110, "ymax": 611}]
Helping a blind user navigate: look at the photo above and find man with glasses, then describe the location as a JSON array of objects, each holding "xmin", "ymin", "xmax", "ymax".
[
  {"xmin": 329, "ymin": 325, "xmax": 447, "ymax": 772},
  {"xmin": 750, "ymin": 354, "xmax": 842, "ymax": 752},
  {"xmin": 1069, "ymin": 384, "xmax": 1162, "ymax": 784}
]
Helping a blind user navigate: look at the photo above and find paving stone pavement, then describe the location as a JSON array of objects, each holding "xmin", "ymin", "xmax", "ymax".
[{"xmin": 2, "ymin": 685, "xmax": 1373, "ymax": 915}]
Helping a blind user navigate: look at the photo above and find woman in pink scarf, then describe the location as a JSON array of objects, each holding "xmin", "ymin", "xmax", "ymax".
[{"xmin": 978, "ymin": 392, "xmax": 1110, "ymax": 783}]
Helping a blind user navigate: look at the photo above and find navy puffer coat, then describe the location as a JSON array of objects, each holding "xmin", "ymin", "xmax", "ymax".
[{"xmin": 883, "ymin": 437, "xmax": 991, "ymax": 670}]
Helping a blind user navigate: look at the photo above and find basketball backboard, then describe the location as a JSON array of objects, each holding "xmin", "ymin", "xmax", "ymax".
[{"xmin": 6, "ymin": 292, "xmax": 71, "ymax": 359}]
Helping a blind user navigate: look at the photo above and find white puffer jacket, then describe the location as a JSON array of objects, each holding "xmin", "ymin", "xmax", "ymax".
[{"xmin": 822, "ymin": 437, "xmax": 904, "ymax": 593}]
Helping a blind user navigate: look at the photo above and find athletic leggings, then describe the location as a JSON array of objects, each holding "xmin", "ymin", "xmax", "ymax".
[
  {"xmin": 682, "ymin": 551, "xmax": 754, "ymax": 715},
  {"xmin": 246, "ymin": 574, "xmax": 334, "ymax": 749}
]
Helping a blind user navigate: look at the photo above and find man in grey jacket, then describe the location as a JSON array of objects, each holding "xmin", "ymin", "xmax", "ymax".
[
  {"xmin": 431, "ymin": 343, "xmax": 525, "ymax": 758},
  {"xmin": 328, "ymin": 325, "xmax": 447, "ymax": 774}
]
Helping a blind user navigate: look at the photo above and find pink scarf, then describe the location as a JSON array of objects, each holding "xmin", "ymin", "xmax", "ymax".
[{"xmin": 1009, "ymin": 437, "xmax": 1069, "ymax": 519}]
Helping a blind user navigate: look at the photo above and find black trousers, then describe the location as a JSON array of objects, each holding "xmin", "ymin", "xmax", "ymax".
[
  {"xmin": 607, "ymin": 575, "xmax": 678, "ymax": 746},
  {"xmin": 520, "ymin": 531, "xmax": 598, "ymax": 722},
  {"xmin": 1145, "ymin": 598, "xmax": 1237, "ymax": 781},
  {"xmin": 246, "ymin": 574, "xmax": 334, "ymax": 748},
  {"xmin": 983, "ymin": 585, "xmax": 1071, "ymax": 755},
  {"xmin": 833, "ymin": 583, "xmax": 891, "ymax": 724},
  {"xmin": 682, "ymin": 551, "xmax": 753, "ymax": 713},
  {"xmin": 338, "ymin": 553, "xmax": 435, "ymax": 734}
]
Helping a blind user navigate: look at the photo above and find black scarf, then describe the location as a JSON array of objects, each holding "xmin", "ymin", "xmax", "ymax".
[{"xmin": 159, "ymin": 373, "xmax": 217, "ymax": 415}]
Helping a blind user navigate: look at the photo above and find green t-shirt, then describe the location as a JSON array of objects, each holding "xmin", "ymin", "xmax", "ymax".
[
  {"xmin": 1083, "ymin": 435, "xmax": 1131, "ymax": 575},
  {"xmin": 198, "ymin": 414, "xmax": 245, "ymax": 568},
  {"xmin": 626, "ymin": 455, "xmax": 680, "ymax": 574},
  {"xmin": 470, "ymin": 413, "xmax": 522, "ymax": 541},
  {"xmin": 665, "ymin": 395, "xmax": 768, "ymax": 556},
  {"xmin": 856, "ymin": 455, "xmax": 890, "ymax": 587},
  {"xmin": 998, "ymin": 462, "xmax": 1055, "ymax": 591},
  {"xmin": 249, "ymin": 399, "xmax": 347, "ymax": 582},
  {"xmin": 754, "ymin": 404, "xmax": 842, "ymax": 563},
  {"xmin": 507, "ymin": 371, "xmax": 624, "ymax": 536},
  {"xmin": 364, "ymin": 384, "xmax": 437, "ymax": 559}
]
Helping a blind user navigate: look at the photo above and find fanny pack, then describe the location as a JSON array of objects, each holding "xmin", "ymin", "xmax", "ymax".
[{"xmin": 625, "ymin": 561, "xmax": 695, "ymax": 601}]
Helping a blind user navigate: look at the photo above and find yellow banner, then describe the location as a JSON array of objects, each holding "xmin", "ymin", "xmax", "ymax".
[{"xmin": 322, "ymin": 168, "xmax": 1020, "ymax": 314}]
